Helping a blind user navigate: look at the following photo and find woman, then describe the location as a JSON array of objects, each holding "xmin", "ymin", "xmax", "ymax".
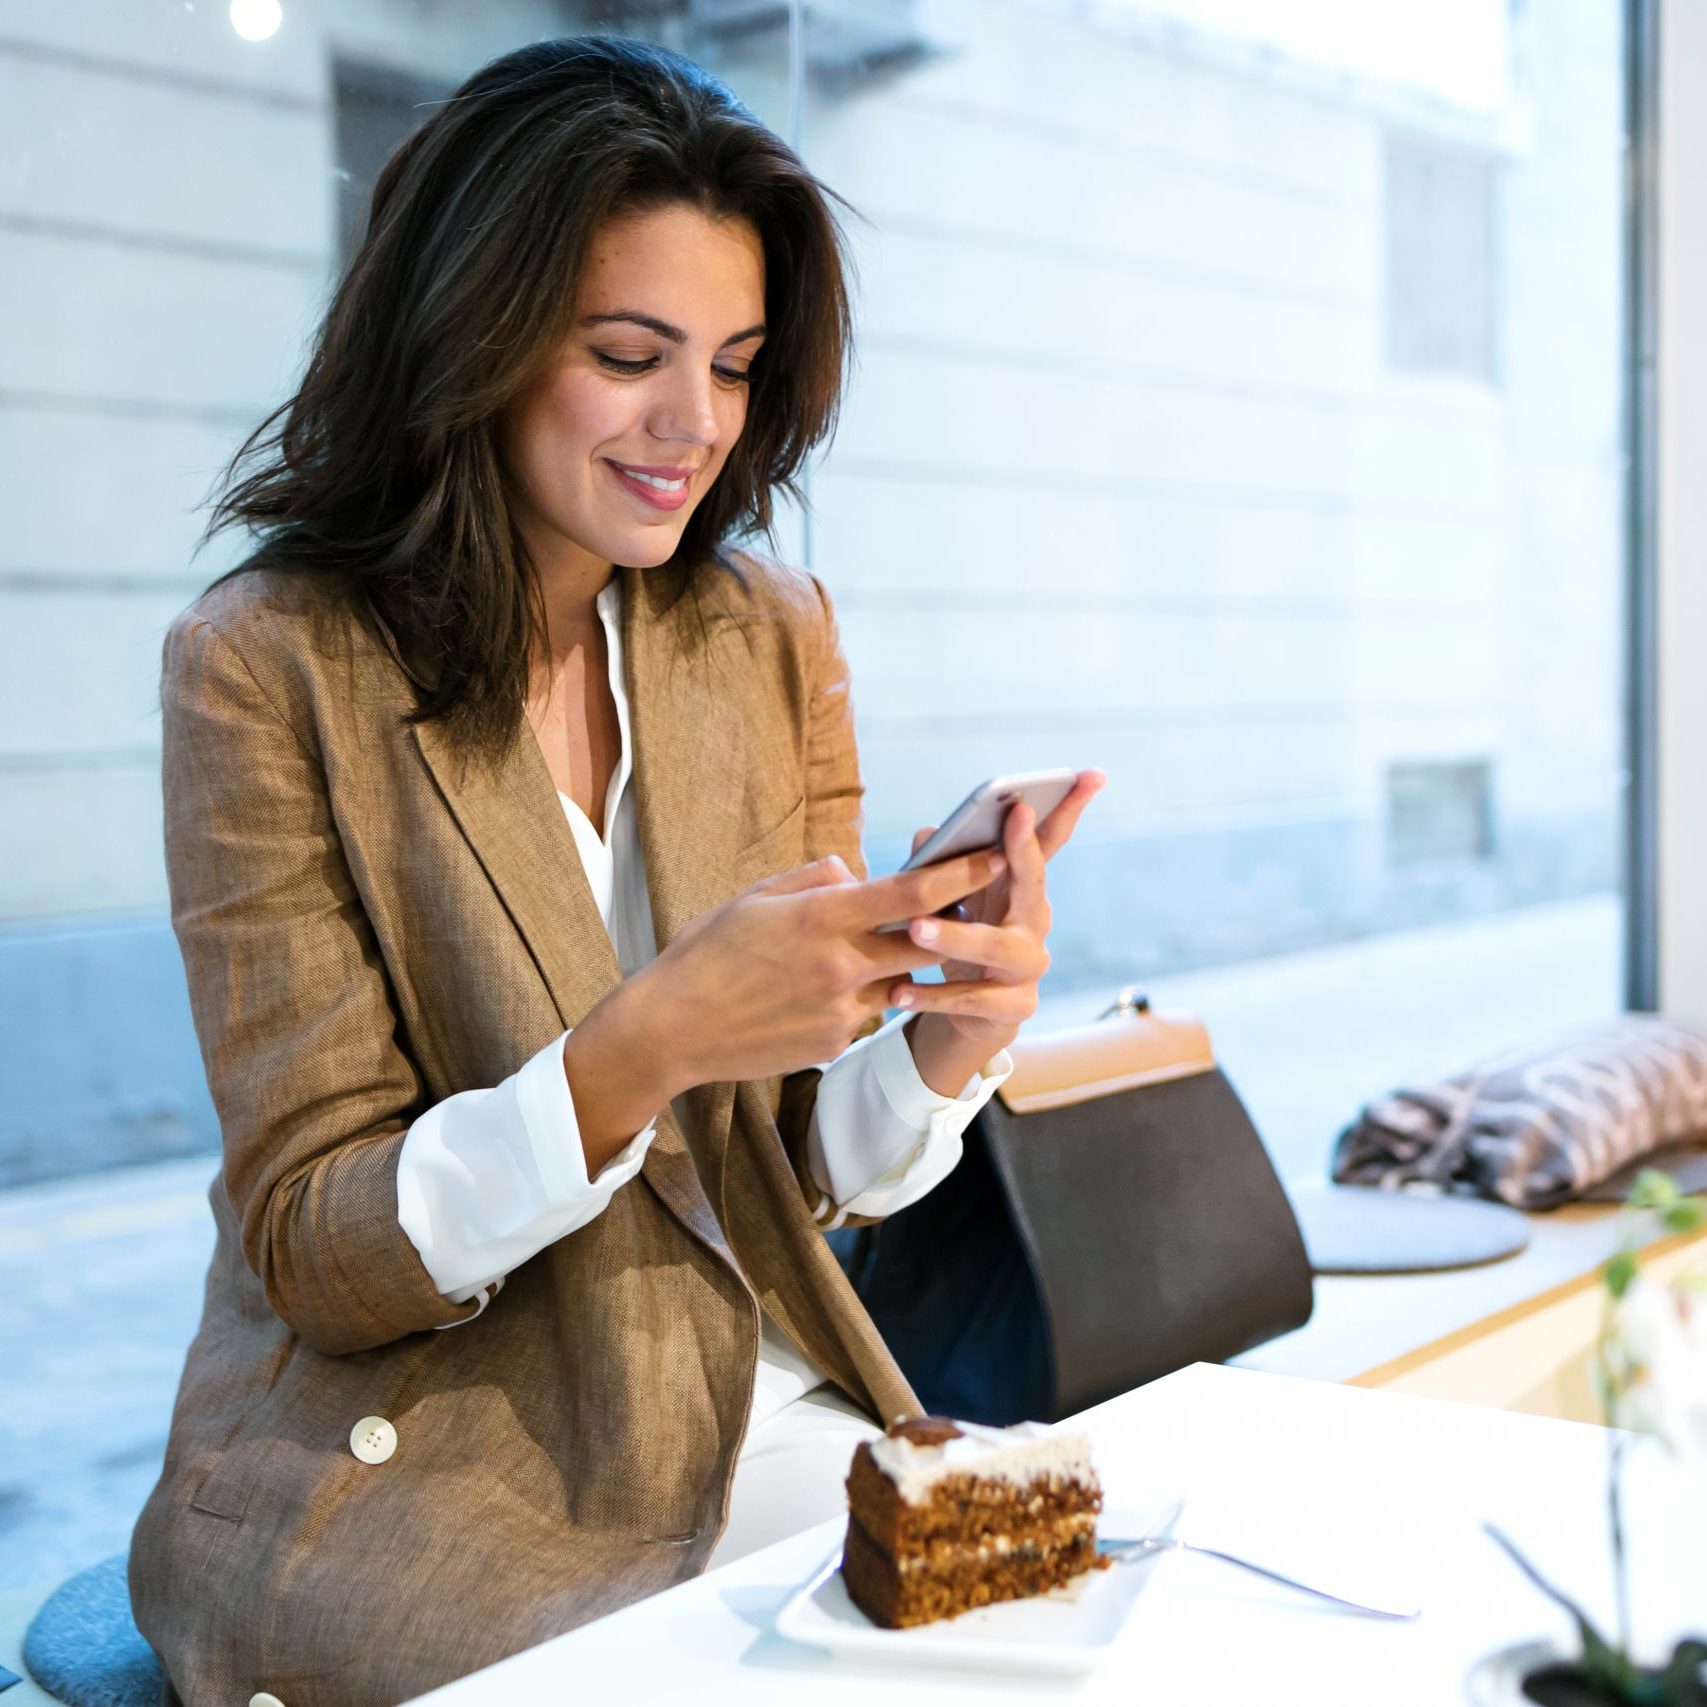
[{"xmin": 131, "ymin": 35, "xmax": 1101, "ymax": 1706}]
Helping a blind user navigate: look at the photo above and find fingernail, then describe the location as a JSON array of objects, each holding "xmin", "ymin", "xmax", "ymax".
[
  {"xmin": 989, "ymin": 854, "xmax": 1008, "ymax": 875},
  {"xmin": 913, "ymin": 918, "xmax": 939, "ymax": 944},
  {"xmin": 896, "ymin": 989, "xmax": 915, "ymax": 1008}
]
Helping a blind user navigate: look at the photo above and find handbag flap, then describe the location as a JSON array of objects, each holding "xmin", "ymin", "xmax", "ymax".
[{"xmin": 997, "ymin": 1008, "xmax": 1216, "ymax": 1114}]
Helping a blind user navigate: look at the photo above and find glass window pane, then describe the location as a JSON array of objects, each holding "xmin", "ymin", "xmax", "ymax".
[{"xmin": 0, "ymin": 0, "xmax": 1634, "ymax": 1605}]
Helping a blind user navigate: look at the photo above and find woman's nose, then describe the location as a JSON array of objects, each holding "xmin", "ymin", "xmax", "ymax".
[{"xmin": 649, "ymin": 369, "xmax": 720, "ymax": 447}]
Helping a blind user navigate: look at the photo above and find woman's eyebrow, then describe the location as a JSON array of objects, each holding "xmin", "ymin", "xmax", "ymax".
[{"xmin": 580, "ymin": 310, "xmax": 767, "ymax": 348}]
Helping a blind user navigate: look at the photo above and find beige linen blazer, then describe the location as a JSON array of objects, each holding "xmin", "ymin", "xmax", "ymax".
[{"xmin": 129, "ymin": 555, "xmax": 920, "ymax": 1707}]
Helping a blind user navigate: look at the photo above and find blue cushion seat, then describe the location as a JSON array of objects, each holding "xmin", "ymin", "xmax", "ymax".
[{"xmin": 22, "ymin": 1554, "xmax": 162, "ymax": 1707}]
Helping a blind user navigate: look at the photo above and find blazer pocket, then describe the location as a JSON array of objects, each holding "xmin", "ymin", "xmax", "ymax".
[
  {"xmin": 733, "ymin": 794, "xmax": 806, "ymax": 884},
  {"xmin": 188, "ymin": 1457, "xmax": 255, "ymax": 1523}
]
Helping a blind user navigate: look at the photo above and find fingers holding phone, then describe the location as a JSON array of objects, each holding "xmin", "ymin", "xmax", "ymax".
[
  {"xmin": 886, "ymin": 770, "xmax": 1105, "ymax": 1048},
  {"xmin": 893, "ymin": 804, "xmax": 1048, "ymax": 1002},
  {"xmin": 899, "ymin": 767, "xmax": 1103, "ymax": 937},
  {"xmin": 1033, "ymin": 768, "xmax": 1105, "ymax": 861}
]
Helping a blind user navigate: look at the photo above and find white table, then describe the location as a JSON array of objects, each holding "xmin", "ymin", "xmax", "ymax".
[{"xmin": 404, "ymin": 1365, "xmax": 1707, "ymax": 1706}]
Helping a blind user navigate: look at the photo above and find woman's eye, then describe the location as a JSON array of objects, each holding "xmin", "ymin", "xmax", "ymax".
[
  {"xmin": 593, "ymin": 351, "xmax": 658, "ymax": 374},
  {"xmin": 593, "ymin": 350, "xmax": 752, "ymax": 385}
]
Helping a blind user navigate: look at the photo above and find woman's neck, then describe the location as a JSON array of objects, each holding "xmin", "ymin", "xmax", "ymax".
[{"xmin": 521, "ymin": 521, "xmax": 616, "ymax": 670}]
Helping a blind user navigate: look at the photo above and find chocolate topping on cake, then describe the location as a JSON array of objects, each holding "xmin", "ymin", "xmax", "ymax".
[{"xmin": 886, "ymin": 1416, "xmax": 965, "ymax": 1447}]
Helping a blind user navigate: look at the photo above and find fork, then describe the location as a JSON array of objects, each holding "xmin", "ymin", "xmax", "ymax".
[{"xmin": 1098, "ymin": 1522, "xmax": 1420, "ymax": 1622}]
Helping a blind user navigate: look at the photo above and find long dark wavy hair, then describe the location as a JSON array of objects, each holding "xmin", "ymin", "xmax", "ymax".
[{"xmin": 200, "ymin": 35, "xmax": 856, "ymax": 762}]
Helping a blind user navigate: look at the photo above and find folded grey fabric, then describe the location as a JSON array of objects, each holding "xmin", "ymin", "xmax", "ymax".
[{"xmin": 1331, "ymin": 1014, "xmax": 1707, "ymax": 1209}]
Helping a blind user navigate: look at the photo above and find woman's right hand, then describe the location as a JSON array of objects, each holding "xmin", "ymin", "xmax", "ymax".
[
  {"xmin": 639, "ymin": 848, "xmax": 1007, "ymax": 1087},
  {"xmin": 561, "ymin": 849, "xmax": 1005, "ymax": 1170}
]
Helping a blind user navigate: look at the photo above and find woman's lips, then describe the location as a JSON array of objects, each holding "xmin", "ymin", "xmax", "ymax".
[{"xmin": 605, "ymin": 459, "xmax": 692, "ymax": 513}]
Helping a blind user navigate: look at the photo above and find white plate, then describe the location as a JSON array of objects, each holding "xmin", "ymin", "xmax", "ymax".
[{"xmin": 772, "ymin": 1500, "xmax": 1178, "ymax": 1677}]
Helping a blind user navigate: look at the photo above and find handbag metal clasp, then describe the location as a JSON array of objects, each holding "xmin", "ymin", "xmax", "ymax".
[{"xmin": 1098, "ymin": 984, "xmax": 1152, "ymax": 1020}]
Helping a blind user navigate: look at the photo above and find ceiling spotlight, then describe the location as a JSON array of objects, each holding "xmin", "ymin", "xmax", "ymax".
[{"xmin": 229, "ymin": 0, "xmax": 282, "ymax": 41}]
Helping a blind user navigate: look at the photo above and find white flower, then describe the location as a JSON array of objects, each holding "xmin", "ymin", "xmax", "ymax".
[{"xmin": 1602, "ymin": 1268, "xmax": 1707, "ymax": 1461}]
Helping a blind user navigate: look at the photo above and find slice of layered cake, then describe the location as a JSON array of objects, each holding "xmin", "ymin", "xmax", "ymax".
[{"xmin": 842, "ymin": 1416, "xmax": 1108, "ymax": 1628}]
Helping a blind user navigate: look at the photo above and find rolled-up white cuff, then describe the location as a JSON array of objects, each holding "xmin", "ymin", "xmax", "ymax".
[
  {"xmin": 806, "ymin": 1014, "xmax": 1013, "ymax": 1220},
  {"xmin": 397, "ymin": 1026, "xmax": 656, "ymax": 1307}
]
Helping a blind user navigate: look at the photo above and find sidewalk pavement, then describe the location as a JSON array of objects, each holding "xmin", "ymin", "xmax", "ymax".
[
  {"xmin": 0, "ymin": 894, "xmax": 1620, "ymax": 1618},
  {"xmin": 2, "ymin": 1156, "xmax": 215, "ymax": 1602}
]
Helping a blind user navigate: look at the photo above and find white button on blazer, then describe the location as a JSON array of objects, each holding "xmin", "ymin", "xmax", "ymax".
[{"xmin": 348, "ymin": 1416, "xmax": 397, "ymax": 1465}]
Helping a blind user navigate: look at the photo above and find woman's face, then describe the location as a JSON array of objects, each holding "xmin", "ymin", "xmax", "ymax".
[{"xmin": 501, "ymin": 201, "xmax": 767, "ymax": 576}]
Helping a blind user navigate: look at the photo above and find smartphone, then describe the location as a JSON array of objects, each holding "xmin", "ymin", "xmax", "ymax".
[{"xmin": 875, "ymin": 769, "xmax": 1080, "ymax": 931}]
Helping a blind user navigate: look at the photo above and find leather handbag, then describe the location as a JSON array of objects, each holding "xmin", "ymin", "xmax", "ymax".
[{"xmin": 840, "ymin": 990, "xmax": 1316, "ymax": 1424}]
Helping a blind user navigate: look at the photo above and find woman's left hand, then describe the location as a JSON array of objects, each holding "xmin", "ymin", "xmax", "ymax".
[{"xmin": 890, "ymin": 769, "xmax": 1105, "ymax": 1059}]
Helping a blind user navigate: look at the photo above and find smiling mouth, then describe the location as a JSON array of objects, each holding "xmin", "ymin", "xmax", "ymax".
[
  {"xmin": 615, "ymin": 466, "xmax": 687, "ymax": 491},
  {"xmin": 604, "ymin": 459, "xmax": 695, "ymax": 512}
]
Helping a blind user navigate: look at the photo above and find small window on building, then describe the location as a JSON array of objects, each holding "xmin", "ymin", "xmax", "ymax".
[
  {"xmin": 1384, "ymin": 132, "xmax": 1499, "ymax": 383},
  {"xmin": 333, "ymin": 60, "xmax": 452, "ymax": 274},
  {"xmin": 1386, "ymin": 758, "xmax": 1496, "ymax": 866}
]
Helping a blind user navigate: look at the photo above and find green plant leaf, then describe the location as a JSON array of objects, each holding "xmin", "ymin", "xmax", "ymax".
[
  {"xmin": 1658, "ymin": 1636, "xmax": 1707, "ymax": 1705},
  {"xmin": 1484, "ymin": 1522, "xmax": 1626, "ymax": 1684},
  {"xmin": 1629, "ymin": 1170, "xmax": 1681, "ymax": 1211},
  {"xmin": 1661, "ymin": 1198, "xmax": 1705, "ymax": 1236},
  {"xmin": 1577, "ymin": 1618, "xmax": 1634, "ymax": 1697},
  {"xmin": 1606, "ymin": 1249, "xmax": 1640, "ymax": 1298}
]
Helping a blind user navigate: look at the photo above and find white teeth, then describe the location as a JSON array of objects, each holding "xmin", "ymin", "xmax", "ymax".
[{"xmin": 618, "ymin": 466, "xmax": 686, "ymax": 491}]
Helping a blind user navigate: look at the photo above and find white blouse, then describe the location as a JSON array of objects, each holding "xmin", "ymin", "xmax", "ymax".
[{"xmin": 394, "ymin": 575, "xmax": 1011, "ymax": 1436}]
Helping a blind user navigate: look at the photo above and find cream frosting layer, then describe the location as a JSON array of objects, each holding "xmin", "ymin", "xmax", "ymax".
[{"xmin": 867, "ymin": 1420, "xmax": 1096, "ymax": 1505}]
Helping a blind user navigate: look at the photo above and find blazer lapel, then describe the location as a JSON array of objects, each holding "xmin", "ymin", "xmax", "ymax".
[{"xmin": 411, "ymin": 712, "xmax": 619, "ymax": 1032}]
